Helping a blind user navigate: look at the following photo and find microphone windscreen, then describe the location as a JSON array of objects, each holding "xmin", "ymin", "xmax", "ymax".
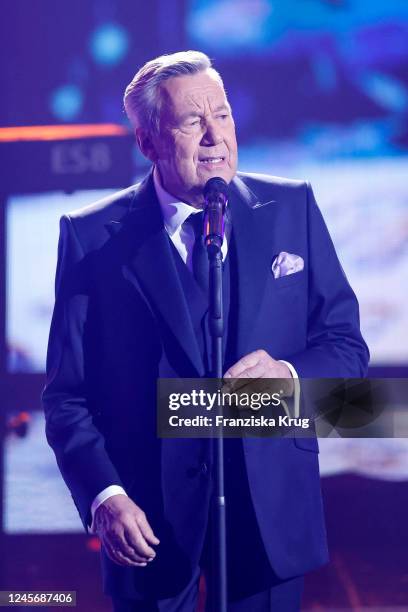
[{"xmin": 203, "ymin": 177, "xmax": 229, "ymax": 200}]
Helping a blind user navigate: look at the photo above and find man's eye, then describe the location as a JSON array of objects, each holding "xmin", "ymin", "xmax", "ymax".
[
  {"xmin": 190, "ymin": 120, "xmax": 200, "ymax": 126},
  {"xmin": 217, "ymin": 114, "xmax": 228, "ymax": 120}
]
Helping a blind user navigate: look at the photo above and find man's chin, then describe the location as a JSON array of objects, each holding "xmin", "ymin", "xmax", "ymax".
[{"xmin": 196, "ymin": 167, "xmax": 235, "ymax": 186}]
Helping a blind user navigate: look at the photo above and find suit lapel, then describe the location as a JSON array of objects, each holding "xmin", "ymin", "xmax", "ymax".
[
  {"xmin": 106, "ymin": 171, "xmax": 277, "ymax": 374},
  {"xmin": 108, "ymin": 172, "xmax": 204, "ymax": 376},
  {"xmin": 229, "ymin": 175, "xmax": 274, "ymax": 359}
]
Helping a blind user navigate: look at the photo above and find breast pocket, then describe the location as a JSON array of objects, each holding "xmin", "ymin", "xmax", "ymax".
[
  {"xmin": 250, "ymin": 268, "xmax": 308, "ymax": 357},
  {"xmin": 273, "ymin": 270, "xmax": 306, "ymax": 289}
]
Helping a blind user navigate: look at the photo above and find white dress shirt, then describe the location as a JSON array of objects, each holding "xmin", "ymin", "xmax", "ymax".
[
  {"xmin": 152, "ymin": 166, "xmax": 228, "ymax": 268},
  {"xmin": 89, "ymin": 168, "xmax": 299, "ymax": 532}
]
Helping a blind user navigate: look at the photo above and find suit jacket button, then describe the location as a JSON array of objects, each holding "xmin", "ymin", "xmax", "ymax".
[{"xmin": 200, "ymin": 462, "xmax": 208, "ymax": 475}]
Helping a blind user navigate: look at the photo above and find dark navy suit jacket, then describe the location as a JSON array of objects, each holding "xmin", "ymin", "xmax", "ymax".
[{"xmin": 42, "ymin": 170, "xmax": 369, "ymax": 599}]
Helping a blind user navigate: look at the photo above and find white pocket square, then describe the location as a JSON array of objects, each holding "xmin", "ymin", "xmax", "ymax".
[{"xmin": 272, "ymin": 251, "xmax": 304, "ymax": 279}]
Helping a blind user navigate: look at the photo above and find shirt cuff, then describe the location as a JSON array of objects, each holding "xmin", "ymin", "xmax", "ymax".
[
  {"xmin": 279, "ymin": 360, "xmax": 301, "ymax": 418},
  {"xmin": 89, "ymin": 485, "xmax": 128, "ymax": 534}
]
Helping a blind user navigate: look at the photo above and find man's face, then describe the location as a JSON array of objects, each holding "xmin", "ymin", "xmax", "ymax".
[{"xmin": 140, "ymin": 69, "xmax": 238, "ymax": 207}]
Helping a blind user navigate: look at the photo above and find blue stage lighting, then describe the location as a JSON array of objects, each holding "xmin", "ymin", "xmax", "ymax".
[
  {"xmin": 50, "ymin": 85, "xmax": 83, "ymax": 121},
  {"xmin": 361, "ymin": 73, "xmax": 408, "ymax": 113},
  {"xmin": 90, "ymin": 23, "xmax": 129, "ymax": 66}
]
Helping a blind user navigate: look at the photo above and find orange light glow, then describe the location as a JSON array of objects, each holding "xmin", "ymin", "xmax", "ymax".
[{"xmin": 0, "ymin": 124, "xmax": 130, "ymax": 142}]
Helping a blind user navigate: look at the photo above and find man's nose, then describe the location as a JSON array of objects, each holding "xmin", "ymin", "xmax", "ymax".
[{"xmin": 201, "ymin": 121, "xmax": 223, "ymax": 146}]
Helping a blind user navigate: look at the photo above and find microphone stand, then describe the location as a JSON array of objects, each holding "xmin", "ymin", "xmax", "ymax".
[{"xmin": 205, "ymin": 207, "xmax": 227, "ymax": 612}]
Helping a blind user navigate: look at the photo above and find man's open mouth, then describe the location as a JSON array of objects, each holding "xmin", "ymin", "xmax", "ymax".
[{"xmin": 198, "ymin": 156, "xmax": 225, "ymax": 164}]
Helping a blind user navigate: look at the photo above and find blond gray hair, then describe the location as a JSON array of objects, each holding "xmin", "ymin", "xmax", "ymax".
[{"xmin": 123, "ymin": 50, "xmax": 223, "ymax": 133}]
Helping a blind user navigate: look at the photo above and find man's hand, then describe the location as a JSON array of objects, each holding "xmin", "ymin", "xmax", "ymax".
[
  {"xmin": 223, "ymin": 349, "xmax": 294, "ymax": 397},
  {"xmin": 94, "ymin": 494, "xmax": 160, "ymax": 567}
]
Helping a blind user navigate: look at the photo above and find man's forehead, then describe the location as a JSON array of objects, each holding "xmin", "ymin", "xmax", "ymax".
[{"xmin": 161, "ymin": 72, "xmax": 228, "ymax": 113}]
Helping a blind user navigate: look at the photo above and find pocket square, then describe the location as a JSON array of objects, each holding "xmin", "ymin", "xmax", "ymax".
[{"xmin": 272, "ymin": 251, "xmax": 304, "ymax": 279}]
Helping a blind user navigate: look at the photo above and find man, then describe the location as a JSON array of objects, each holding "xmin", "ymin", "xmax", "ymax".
[{"xmin": 43, "ymin": 51, "xmax": 369, "ymax": 611}]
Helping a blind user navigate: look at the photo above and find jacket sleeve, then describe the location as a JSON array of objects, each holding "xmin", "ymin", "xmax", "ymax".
[
  {"xmin": 42, "ymin": 215, "xmax": 124, "ymax": 532},
  {"xmin": 285, "ymin": 183, "xmax": 370, "ymax": 377}
]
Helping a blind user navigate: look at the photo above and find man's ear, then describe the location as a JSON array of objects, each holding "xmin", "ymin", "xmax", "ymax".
[{"xmin": 135, "ymin": 128, "xmax": 158, "ymax": 163}]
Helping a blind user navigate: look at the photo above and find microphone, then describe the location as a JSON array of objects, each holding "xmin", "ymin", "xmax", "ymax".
[{"xmin": 203, "ymin": 177, "xmax": 229, "ymax": 253}]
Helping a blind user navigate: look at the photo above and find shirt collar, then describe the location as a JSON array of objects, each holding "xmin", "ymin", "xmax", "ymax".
[{"xmin": 153, "ymin": 166, "xmax": 201, "ymax": 237}]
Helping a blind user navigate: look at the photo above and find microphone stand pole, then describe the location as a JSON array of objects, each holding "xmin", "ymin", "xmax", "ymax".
[{"xmin": 207, "ymin": 240, "xmax": 227, "ymax": 612}]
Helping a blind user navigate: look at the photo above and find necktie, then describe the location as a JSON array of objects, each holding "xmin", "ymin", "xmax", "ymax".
[{"xmin": 185, "ymin": 211, "xmax": 209, "ymax": 295}]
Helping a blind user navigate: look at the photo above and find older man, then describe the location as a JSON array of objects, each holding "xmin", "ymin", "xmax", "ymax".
[{"xmin": 43, "ymin": 51, "xmax": 369, "ymax": 611}]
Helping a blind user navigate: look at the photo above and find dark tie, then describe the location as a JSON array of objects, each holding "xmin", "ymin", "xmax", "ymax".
[{"xmin": 185, "ymin": 211, "xmax": 209, "ymax": 295}]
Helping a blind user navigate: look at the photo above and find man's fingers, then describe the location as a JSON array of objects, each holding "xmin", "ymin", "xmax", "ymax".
[
  {"xmin": 95, "ymin": 498, "xmax": 159, "ymax": 566},
  {"xmin": 105, "ymin": 528, "xmax": 152, "ymax": 564},
  {"xmin": 119, "ymin": 533, "xmax": 153, "ymax": 562},
  {"xmin": 114, "ymin": 550, "xmax": 147, "ymax": 567},
  {"xmin": 224, "ymin": 365, "xmax": 266, "ymax": 393},
  {"xmin": 105, "ymin": 542, "xmax": 148, "ymax": 567},
  {"xmin": 238, "ymin": 364, "xmax": 265, "ymax": 379},
  {"xmin": 136, "ymin": 515, "xmax": 160, "ymax": 546},
  {"xmin": 124, "ymin": 526, "xmax": 157, "ymax": 559},
  {"xmin": 224, "ymin": 350, "xmax": 263, "ymax": 379},
  {"xmin": 223, "ymin": 350, "xmax": 294, "ymax": 396}
]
